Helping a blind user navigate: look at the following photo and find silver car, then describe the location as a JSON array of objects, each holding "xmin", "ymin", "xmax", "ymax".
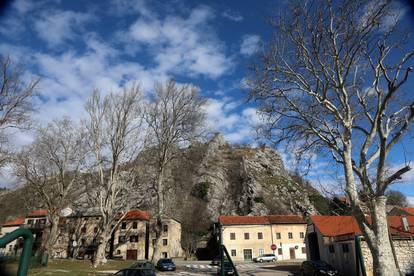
[{"xmin": 253, "ymin": 253, "xmax": 277, "ymax": 263}]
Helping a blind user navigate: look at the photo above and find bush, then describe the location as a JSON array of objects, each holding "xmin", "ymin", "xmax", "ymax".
[{"xmin": 191, "ymin": 182, "xmax": 210, "ymax": 201}]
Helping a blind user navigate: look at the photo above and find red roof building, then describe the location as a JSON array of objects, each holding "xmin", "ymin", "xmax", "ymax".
[
  {"xmin": 2, "ymin": 217, "xmax": 25, "ymax": 227},
  {"xmin": 218, "ymin": 215, "xmax": 305, "ymax": 225},
  {"xmin": 122, "ymin": 210, "xmax": 150, "ymax": 221},
  {"xmin": 27, "ymin": 209, "xmax": 48, "ymax": 218},
  {"xmin": 401, "ymin": 207, "xmax": 414, "ymax": 216}
]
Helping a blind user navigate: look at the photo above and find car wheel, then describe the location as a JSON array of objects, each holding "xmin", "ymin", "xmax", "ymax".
[
  {"xmin": 259, "ymin": 259, "xmax": 263, "ymax": 263},
  {"xmin": 272, "ymin": 258, "xmax": 276, "ymax": 262}
]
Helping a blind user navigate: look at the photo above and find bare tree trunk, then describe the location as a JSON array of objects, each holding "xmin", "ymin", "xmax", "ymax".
[
  {"xmin": 44, "ymin": 214, "xmax": 60, "ymax": 257},
  {"xmin": 93, "ymin": 226, "xmax": 111, "ymax": 267},
  {"xmin": 369, "ymin": 197, "xmax": 399, "ymax": 276}
]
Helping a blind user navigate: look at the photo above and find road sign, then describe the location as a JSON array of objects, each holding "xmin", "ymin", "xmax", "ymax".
[{"xmin": 271, "ymin": 244, "xmax": 277, "ymax": 250}]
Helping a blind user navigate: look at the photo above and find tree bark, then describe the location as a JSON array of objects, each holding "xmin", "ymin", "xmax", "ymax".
[
  {"xmin": 368, "ymin": 196, "xmax": 399, "ymax": 276},
  {"xmin": 44, "ymin": 214, "xmax": 60, "ymax": 258},
  {"xmin": 93, "ymin": 228, "xmax": 111, "ymax": 267}
]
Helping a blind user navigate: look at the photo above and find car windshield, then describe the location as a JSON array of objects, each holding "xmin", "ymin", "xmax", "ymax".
[{"xmin": 161, "ymin": 259, "xmax": 173, "ymax": 263}]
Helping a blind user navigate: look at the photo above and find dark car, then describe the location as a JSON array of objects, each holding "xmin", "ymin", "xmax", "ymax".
[
  {"xmin": 300, "ymin": 260, "xmax": 338, "ymax": 276},
  {"xmin": 217, "ymin": 261, "xmax": 235, "ymax": 275},
  {"xmin": 130, "ymin": 260, "xmax": 155, "ymax": 271},
  {"xmin": 156, "ymin": 258, "xmax": 176, "ymax": 271},
  {"xmin": 113, "ymin": 268, "xmax": 156, "ymax": 276},
  {"xmin": 211, "ymin": 255, "xmax": 228, "ymax": 266}
]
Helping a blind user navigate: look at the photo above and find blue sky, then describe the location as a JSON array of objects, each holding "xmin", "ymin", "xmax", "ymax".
[{"xmin": 0, "ymin": 0, "xmax": 413, "ymax": 203}]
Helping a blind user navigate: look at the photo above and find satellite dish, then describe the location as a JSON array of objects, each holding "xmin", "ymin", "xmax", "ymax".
[{"xmin": 60, "ymin": 207, "xmax": 73, "ymax": 217}]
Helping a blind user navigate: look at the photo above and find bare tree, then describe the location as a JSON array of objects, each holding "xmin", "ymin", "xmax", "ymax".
[
  {"xmin": 144, "ymin": 80, "xmax": 205, "ymax": 261},
  {"xmin": 248, "ymin": 1, "xmax": 413, "ymax": 275},
  {"xmin": 14, "ymin": 118, "xmax": 87, "ymax": 260},
  {"xmin": 0, "ymin": 56, "xmax": 39, "ymax": 167},
  {"xmin": 386, "ymin": 190, "xmax": 408, "ymax": 207},
  {"xmin": 83, "ymin": 85, "xmax": 145, "ymax": 267}
]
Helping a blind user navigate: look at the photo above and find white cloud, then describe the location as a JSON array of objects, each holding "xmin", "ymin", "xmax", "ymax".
[
  {"xmin": 240, "ymin": 34, "xmax": 260, "ymax": 56},
  {"xmin": 126, "ymin": 5, "xmax": 233, "ymax": 78},
  {"xmin": 407, "ymin": 196, "xmax": 414, "ymax": 206},
  {"xmin": 34, "ymin": 10, "xmax": 95, "ymax": 46},
  {"xmin": 222, "ymin": 10, "xmax": 243, "ymax": 22}
]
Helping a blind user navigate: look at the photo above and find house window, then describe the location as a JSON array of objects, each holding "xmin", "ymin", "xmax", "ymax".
[
  {"xmin": 94, "ymin": 227, "xmax": 98, "ymax": 233},
  {"xmin": 38, "ymin": 219, "xmax": 46, "ymax": 224},
  {"xmin": 288, "ymin": 232, "xmax": 293, "ymax": 239},
  {"xmin": 230, "ymin": 233, "xmax": 236, "ymax": 240},
  {"xmin": 231, "ymin": 250, "xmax": 236, "ymax": 256},
  {"xmin": 163, "ymin": 239, "xmax": 168, "ymax": 246},
  {"xmin": 342, "ymin": 244, "xmax": 349, "ymax": 253},
  {"xmin": 162, "ymin": 252, "xmax": 168, "ymax": 258},
  {"xmin": 92, "ymin": 238, "xmax": 97, "ymax": 244},
  {"xmin": 118, "ymin": 236, "xmax": 126, "ymax": 243},
  {"xmin": 27, "ymin": 219, "xmax": 33, "ymax": 225},
  {"xmin": 121, "ymin": 222, "xmax": 127, "ymax": 229},
  {"xmin": 258, "ymin": 232, "xmax": 263, "ymax": 239},
  {"xmin": 81, "ymin": 227, "xmax": 86, "ymax": 234},
  {"xmin": 152, "ymin": 239, "xmax": 156, "ymax": 246},
  {"xmin": 130, "ymin": 235, "xmax": 138, "ymax": 243},
  {"xmin": 278, "ymin": 248, "xmax": 283, "ymax": 255},
  {"xmin": 301, "ymin": 247, "xmax": 306, "ymax": 254},
  {"xmin": 133, "ymin": 222, "xmax": 138, "ymax": 229},
  {"xmin": 258, "ymin": 249, "xmax": 264, "ymax": 256},
  {"xmin": 329, "ymin": 245, "xmax": 335, "ymax": 253},
  {"xmin": 244, "ymin": 233, "xmax": 250, "ymax": 240},
  {"xmin": 8, "ymin": 245, "xmax": 13, "ymax": 252},
  {"xmin": 276, "ymin": 233, "xmax": 281, "ymax": 239},
  {"xmin": 116, "ymin": 250, "xmax": 121, "ymax": 255},
  {"xmin": 163, "ymin": 225, "xmax": 168, "ymax": 233},
  {"xmin": 81, "ymin": 239, "xmax": 86, "ymax": 246},
  {"xmin": 300, "ymin": 232, "xmax": 304, "ymax": 238}
]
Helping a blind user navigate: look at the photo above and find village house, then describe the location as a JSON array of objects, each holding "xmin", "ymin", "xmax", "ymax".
[
  {"xmin": 0, "ymin": 217, "xmax": 25, "ymax": 255},
  {"xmin": 388, "ymin": 206, "xmax": 414, "ymax": 216},
  {"xmin": 148, "ymin": 217, "xmax": 183, "ymax": 259},
  {"xmin": 1, "ymin": 208, "xmax": 184, "ymax": 261},
  {"xmin": 218, "ymin": 215, "xmax": 307, "ymax": 261},
  {"xmin": 306, "ymin": 215, "xmax": 414, "ymax": 276}
]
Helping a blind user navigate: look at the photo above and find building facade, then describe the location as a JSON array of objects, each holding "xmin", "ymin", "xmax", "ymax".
[
  {"xmin": 148, "ymin": 218, "xmax": 184, "ymax": 259},
  {"xmin": 306, "ymin": 215, "xmax": 414, "ymax": 276},
  {"xmin": 0, "ymin": 217, "xmax": 25, "ymax": 255},
  {"xmin": 218, "ymin": 215, "xmax": 307, "ymax": 261}
]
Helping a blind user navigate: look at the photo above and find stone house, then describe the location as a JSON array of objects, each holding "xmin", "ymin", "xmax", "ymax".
[
  {"xmin": 306, "ymin": 215, "xmax": 414, "ymax": 276},
  {"xmin": 148, "ymin": 217, "xmax": 183, "ymax": 259},
  {"xmin": 0, "ymin": 217, "xmax": 25, "ymax": 255},
  {"xmin": 218, "ymin": 215, "xmax": 307, "ymax": 261}
]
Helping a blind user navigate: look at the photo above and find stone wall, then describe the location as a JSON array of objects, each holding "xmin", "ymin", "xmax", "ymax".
[{"xmin": 361, "ymin": 239, "xmax": 414, "ymax": 276}]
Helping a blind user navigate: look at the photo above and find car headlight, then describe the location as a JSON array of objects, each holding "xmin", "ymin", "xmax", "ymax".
[{"xmin": 319, "ymin": 270, "xmax": 327, "ymax": 274}]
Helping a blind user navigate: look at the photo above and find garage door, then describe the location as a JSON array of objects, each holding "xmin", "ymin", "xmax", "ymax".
[{"xmin": 126, "ymin": 250, "xmax": 137, "ymax": 260}]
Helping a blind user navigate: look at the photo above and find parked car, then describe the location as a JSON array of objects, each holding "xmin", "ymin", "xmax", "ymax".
[
  {"xmin": 211, "ymin": 255, "xmax": 227, "ymax": 266},
  {"xmin": 300, "ymin": 260, "xmax": 338, "ymax": 276},
  {"xmin": 253, "ymin": 253, "xmax": 277, "ymax": 263},
  {"xmin": 130, "ymin": 260, "xmax": 155, "ymax": 271},
  {"xmin": 156, "ymin": 258, "xmax": 176, "ymax": 271},
  {"xmin": 217, "ymin": 261, "xmax": 235, "ymax": 275},
  {"xmin": 113, "ymin": 268, "xmax": 156, "ymax": 276}
]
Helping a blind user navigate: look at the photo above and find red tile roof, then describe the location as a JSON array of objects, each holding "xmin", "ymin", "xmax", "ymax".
[
  {"xmin": 311, "ymin": 215, "xmax": 414, "ymax": 238},
  {"xmin": 401, "ymin": 207, "xmax": 414, "ymax": 216},
  {"xmin": 27, "ymin": 209, "xmax": 48, "ymax": 217},
  {"xmin": 122, "ymin": 210, "xmax": 150, "ymax": 221},
  {"xmin": 219, "ymin": 215, "xmax": 305, "ymax": 225},
  {"xmin": 2, "ymin": 217, "xmax": 25, "ymax": 227}
]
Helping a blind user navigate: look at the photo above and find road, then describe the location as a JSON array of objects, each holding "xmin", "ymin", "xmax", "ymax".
[{"xmin": 157, "ymin": 260, "xmax": 301, "ymax": 276}]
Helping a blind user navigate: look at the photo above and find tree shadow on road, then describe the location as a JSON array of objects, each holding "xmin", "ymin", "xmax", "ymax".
[{"xmin": 262, "ymin": 264, "xmax": 301, "ymax": 275}]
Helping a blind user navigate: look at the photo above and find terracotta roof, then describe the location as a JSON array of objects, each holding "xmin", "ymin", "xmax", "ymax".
[
  {"xmin": 311, "ymin": 215, "xmax": 414, "ymax": 238},
  {"xmin": 401, "ymin": 207, "xmax": 414, "ymax": 216},
  {"xmin": 2, "ymin": 217, "xmax": 25, "ymax": 227},
  {"xmin": 27, "ymin": 209, "xmax": 48, "ymax": 217},
  {"xmin": 122, "ymin": 210, "xmax": 150, "ymax": 221},
  {"xmin": 219, "ymin": 215, "xmax": 305, "ymax": 225}
]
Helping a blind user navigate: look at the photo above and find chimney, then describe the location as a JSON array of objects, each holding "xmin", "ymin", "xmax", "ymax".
[{"xmin": 402, "ymin": 216, "xmax": 409, "ymax": 232}]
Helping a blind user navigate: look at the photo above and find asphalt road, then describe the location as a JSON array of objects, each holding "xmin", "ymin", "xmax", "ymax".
[{"xmin": 157, "ymin": 260, "xmax": 302, "ymax": 276}]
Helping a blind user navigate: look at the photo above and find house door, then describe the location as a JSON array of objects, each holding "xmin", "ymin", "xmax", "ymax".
[
  {"xmin": 243, "ymin": 249, "xmax": 252, "ymax": 261},
  {"xmin": 126, "ymin": 250, "xmax": 137, "ymax": 260},
  {"xmin": 289, "ymin": 248, "xmax": 296, "ymax": 259}
]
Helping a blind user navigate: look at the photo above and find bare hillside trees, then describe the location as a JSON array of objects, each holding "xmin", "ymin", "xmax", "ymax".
[
  {"xmin": 83, "ymin": 86, "xmax": 145, "ymax": 267},
  {"xmin": 14, "ymin": 118, "xmax": 87, "ymax": 259},
  {"xmin": 0, "ymin": 56, "xmax": 39, "ymax": 167},
  {"xmin": 248, "ymin": 1, "xmax": 414, "ymax": 275},
  {"xmin": 144, "ymin": 80, "xmax": 205, "ymax": 261}
]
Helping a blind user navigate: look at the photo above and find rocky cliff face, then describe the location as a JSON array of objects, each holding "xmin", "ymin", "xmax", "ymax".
[{"xmin": 190, "ymin": 134, "xmax": 316, "ymax": 221}]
